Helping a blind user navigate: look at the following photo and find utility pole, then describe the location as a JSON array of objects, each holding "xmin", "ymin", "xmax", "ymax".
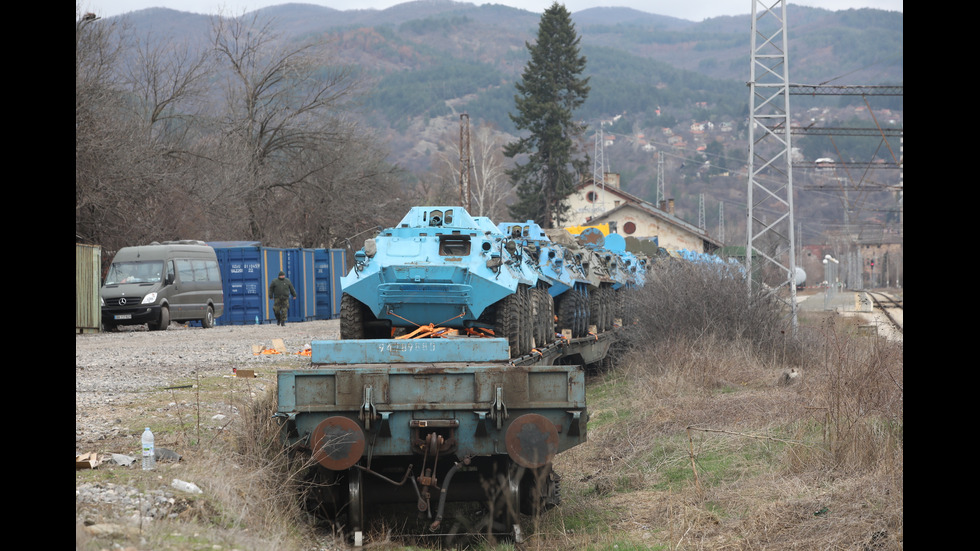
[
  {"xmin": 592, "ymin": 127, "xmax": 605, "ymax": 216},
  {"xmin": 656, "ymin": 153, "xmax": 665, "ymax": 206},
  {"xmin": 459, "ymin": 113, "xmax": 472, "ymax": 212}
]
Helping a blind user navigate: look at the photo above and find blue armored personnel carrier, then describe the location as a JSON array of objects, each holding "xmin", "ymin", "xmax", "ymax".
[
  {"xmin": 340, "ymin": 206, "xmax": 549, "ymax": 357},
  {"xmin": 498, "ymin": 220, "xmax": 594, "ymax": 340}
]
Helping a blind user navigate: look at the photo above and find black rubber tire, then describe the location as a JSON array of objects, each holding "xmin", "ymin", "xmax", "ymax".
[
  {"xmin": 520, "ymin": 286, "xmax": 533, "ymax": 354},
  {"xmin": 530, "ymin": 288, "xmax": 544, "ymax": 348},
  {"xmin": 495, "ymin": 290, "xmax": 523, "ymax": 357},
  {"xmin": 556, "ymin": 292, "xmax": 576, "ymax": 338},
  {"xmin": 340, "ymin": 293, "xmax": 365, "ymax": 339},
  {"xmin": 150, "ymin": 306, "xmax": 170, "ymax": 331},
  {"xmin": 202, "ymin": 305, "xmax": 215, "ymax": 328},
  {"xmin": 573, "ymin": 289, "xmax": 589, "ymax": 337},
  {"xmin": 589, "ymin": 287, "xmax": 604, "ymax": 332},
  {"xmin": 537, "ymin": 289, "xmax": 554, "ymax": 346}
]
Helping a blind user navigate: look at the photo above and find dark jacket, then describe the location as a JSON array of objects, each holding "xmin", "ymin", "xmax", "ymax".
[{"xmin": 269, "ymin": 277, "xmax": 297, "ymax": 299}]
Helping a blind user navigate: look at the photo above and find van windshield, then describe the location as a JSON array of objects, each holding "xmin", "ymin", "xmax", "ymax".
[{"xmin": 105, "ymin": 261, "xmax": 164, "ymax": 285}]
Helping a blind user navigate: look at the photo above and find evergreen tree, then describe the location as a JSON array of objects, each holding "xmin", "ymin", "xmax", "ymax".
[{"xmin": 504, "ymin": 2, "xmax": 590, "ymax": 227}]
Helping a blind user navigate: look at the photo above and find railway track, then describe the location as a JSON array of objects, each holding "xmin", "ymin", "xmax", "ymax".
[{"xmin": 866, "ymin": 290, "xmax": 903, "ymax": 335}]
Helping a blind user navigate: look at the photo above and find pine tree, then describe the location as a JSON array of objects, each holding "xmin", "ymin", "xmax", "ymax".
[{"xmin": 504, "ymin": 2, "xmax": 590, "ymax": 228}]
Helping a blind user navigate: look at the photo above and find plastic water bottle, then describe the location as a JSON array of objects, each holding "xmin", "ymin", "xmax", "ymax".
[{"xmin": 141, "ymin": 427, "xmax": 155, "ymax": 470}]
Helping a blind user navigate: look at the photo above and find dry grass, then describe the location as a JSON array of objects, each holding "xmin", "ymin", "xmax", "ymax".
[
  {"xmin": 76, "ymin": 375, "xmax": 329, "ymax": 551},
  {"xmin": 554, "ymin": 329, "xmax": 903, "ymax": 550},
  {"xmin": 531, "ymin": 263, "xmax": 903, "ymax": 550}
]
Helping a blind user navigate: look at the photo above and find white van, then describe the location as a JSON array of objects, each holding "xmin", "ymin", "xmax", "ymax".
[{"xmin": 100, "ymin": 241, "xmax": 224, "ymax": 331}]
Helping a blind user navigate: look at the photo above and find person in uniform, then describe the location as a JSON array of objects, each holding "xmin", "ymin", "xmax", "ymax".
[{"xmin": 268, "ymin": 271, "xmax": 297, "ymax": 326}]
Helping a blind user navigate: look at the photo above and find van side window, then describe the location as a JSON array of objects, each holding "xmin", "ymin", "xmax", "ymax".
[
  {"xmin": 167, "ymin": 261, "xmax": 175, "ymax": 284},
  {"xmin": 206, "ymin": 260, "xmax": 220, "ymax": 282},
  {"xmin": 176, "ymin": 259, "xmax": 194, "ymax": 283},
  {"xmin": 191, "ymin": 259, "xmax": 209, "ymax": 282}
]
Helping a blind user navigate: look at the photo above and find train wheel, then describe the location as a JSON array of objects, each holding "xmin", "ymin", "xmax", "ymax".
[
  {"xmin": 347, "ymin": 466, "xmax": 365, "ymax": 535},
  {"xmin": 300, "ymin": 466, "xmax": 345, "ymax": 525},
  {"xmin": 519, "ymin": 464, "xmax": 561, "ymax": 516}
]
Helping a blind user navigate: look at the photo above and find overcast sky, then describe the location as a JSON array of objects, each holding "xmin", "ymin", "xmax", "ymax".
[{"xmin": 80, "ymin": 1, "xmax": 903, "ymax": 23}]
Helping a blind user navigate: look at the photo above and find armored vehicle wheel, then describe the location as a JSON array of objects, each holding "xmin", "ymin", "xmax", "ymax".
[
  {"xmin": 578, "ymin": 290, "xmax": 591, "ymax": 337},
  {"xmin": 555, "ymin": 293, "xmax": 574, "ymax": 338},
  {"xmin": 519, "ymin": 286, "xmax": 533, "ymax": 354},
  {"xmin": 599, "ymin": 288, "xmax": 613, "ymax": 332},
  {"xmin": 558, "ymin": 289, "xmax": 589, "ymax": 338},
  {"xmin": 591, "ymin": 287, "xmax": 612, "ymax": 332},
  {"xmin": 575, "ymin": 291, "xmax": 592, "ymax": 337},
  {"xmin": 340, "ymin": 293, "xmax": 366, "ymax": 339},
  {"xmin": 534, "ymin": 288, "xmax": 554, "ymax": 346},
  {"xmin": 341, "ymin": 293, "xmax": 390, "ymax": 339},
  {"xmin": 495, "ymin": 291, "xmax": 524, "ymax": 357}
]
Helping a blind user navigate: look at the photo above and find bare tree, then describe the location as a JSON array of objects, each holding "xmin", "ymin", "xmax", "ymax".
[
  {"xmin": 76, "ymin": 7, "xmax": 401, "ymax": 254},
  {"xmin": 123, "ymin": 31, "xmax": 214, "ymax": 147},
  {"xmin": 280, "ymin": 132, "xmax": 404, "ymax": 249},
  {"xmin": 209, "ymin": 12, "xmax": 364, "ymax": 243},
  {"xmin": 76, "ymin": 7, "xmax": 216, "ymax": 251},
  {"xmin": 470, "ymin": 124, "xmax": 514, "ymax": 221}
]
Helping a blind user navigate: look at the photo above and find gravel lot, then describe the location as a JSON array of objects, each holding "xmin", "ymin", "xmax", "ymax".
[
  {"xmin": 75, "ymin": 319, "xmax": 340, "ymax": 536},
  {"xmin": 76, "ymin": 319, "xmax": 340, "ymax": 441}
]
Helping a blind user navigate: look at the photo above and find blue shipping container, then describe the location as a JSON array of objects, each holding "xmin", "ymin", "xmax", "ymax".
[
  {"xmin": 210, "ymin": 242, "xmax": 329, "ymax": 325},
  {"xmin": 262, "ymin": 248, "xmax": 316, "ymax": 323},
  {"xmin": 210, "ymin": 242, "xmax": 268, "ymax": 325},
  {"xmin": 314, "ymin": 249, "xmax": 346, "ymax": 320}
]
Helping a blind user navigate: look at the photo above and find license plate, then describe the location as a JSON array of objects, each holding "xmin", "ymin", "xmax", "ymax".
[{"xmin": 114, "ymin": 314, "xmax": 132, "ymax": 320}]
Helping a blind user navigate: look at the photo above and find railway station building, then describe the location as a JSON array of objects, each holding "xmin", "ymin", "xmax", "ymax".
[{"xmin": 561, "ymin": 174, "xmax": 723, "ymax": 255}]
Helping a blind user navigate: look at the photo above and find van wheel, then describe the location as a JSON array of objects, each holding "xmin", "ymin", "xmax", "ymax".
[
  {"xmin": 202, "ymin": 306, "xmax": 215, "ymax": 328},
  {"xmin": 150, "ymin": 306, "xmax": 170, "ymax": 331}
]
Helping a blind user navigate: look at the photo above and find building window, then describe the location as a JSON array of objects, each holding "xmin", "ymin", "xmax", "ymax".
[
  {"xmin": 623, "ymin": 221, "xmax": 636, "ymax": 235},
  {"xmin": 586, "ymin": 191, "xmax": 597, "ymax": 203}
]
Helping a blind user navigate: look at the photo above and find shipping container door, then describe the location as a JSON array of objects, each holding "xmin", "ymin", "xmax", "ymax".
[
  {"xmin": 314, "ymin": 248, "xmax": 347, "ymax": 319},
  {"xmin": 263, "ymin": 248, "xmax": 286, "ymax": 324},
  {"xmin": 213, "ymin": 245, "xmax": 267, "ymax": 325},
  {"xmin": 280, "ymin": 248, "xmax": 316, "ymax": 323}
]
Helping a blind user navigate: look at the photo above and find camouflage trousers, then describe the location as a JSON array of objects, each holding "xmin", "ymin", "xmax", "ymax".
[{"xmin": 274, "ymin": 297, "xmax": 290, "ymax": 323}]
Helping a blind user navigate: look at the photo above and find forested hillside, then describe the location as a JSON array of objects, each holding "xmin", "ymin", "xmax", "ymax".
[{"xmin": 83, "ymin": 1, "xmax": 902, "ymax": 251}]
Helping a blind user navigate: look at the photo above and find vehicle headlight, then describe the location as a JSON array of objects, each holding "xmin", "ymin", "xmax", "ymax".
[
  {"xmin": 141, "ymin": 292, "xmax": 158, "ymax": 305},
  {"xmin": 100, "ymin": 296, "xmax": 105, "ymax": 307}
]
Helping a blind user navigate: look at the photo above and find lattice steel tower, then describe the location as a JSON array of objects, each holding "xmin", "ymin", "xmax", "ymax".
[{"xmin": 747, "ymin": 0, "xmax": 798, "ymax": 333}]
